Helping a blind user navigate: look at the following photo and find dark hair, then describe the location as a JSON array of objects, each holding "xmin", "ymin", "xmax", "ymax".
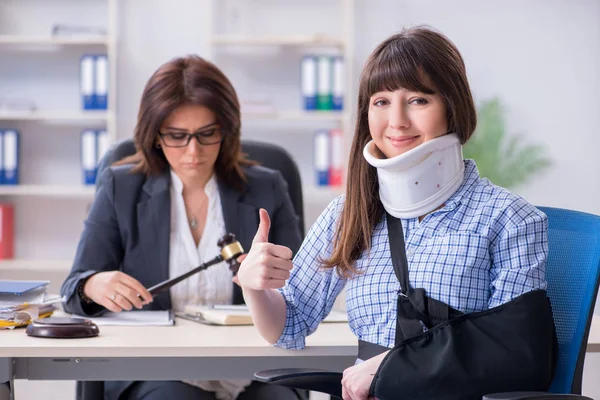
[
  {"xmin": 117, "ymin": 55, "xmax": 254, "ymax": 191},
  {"xmin": 323, "ymin": 26, "xmax": 477, "ymax": 277}
]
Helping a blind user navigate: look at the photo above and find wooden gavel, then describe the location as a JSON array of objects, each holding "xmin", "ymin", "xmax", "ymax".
[{"xmin": 145, "ymin": 233, "xmax": 244, "ymax": 297}]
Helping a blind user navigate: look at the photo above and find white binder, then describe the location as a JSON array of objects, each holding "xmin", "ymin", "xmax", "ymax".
[
  {"xmin": 332, "ymin": 56, "xmax": 344, "ymax": 111},
  {"xmin": 317, "ymin": 56, "xmax": 332, "ymax": 110},
  {"xmin": 81, "ymin": 130, "xmax": 97, "ymax": 185},
  {"xmin": 301, "ymin": 55, "xmax": 317, "ymax": 111},
  {"xmin": 2, "ymin": 130, "xmax": 19, "ymax": 185},
  {"xmin": 314, "ymin": 130, "xmax": 330, "ymax": 186},
  {"xmin": 95, "ymin": 55, "xmax": 108, "ymax": 110},
  {"xmin": 96, "ymin": 129, "xmax": 110, "ymax": 166},
  {"xmin": 80, "ymin": 55, "xmax": 95, "ymax": 110}
]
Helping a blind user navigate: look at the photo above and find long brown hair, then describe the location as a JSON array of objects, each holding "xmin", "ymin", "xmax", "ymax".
[
  {"xmin": 117, "ymin": 55, "xmax": 254, "ymax": 191},
  {"xmin": 322, "ymin": 26, "xmax": 477, "ymax": 277}
]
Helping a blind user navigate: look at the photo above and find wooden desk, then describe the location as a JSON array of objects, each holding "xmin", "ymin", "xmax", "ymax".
[{"xmin": 0, "ymin": 318, "xmax": 357, "ymax": 399}]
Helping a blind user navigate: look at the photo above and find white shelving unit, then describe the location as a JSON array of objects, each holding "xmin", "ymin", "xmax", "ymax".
[
  {"xmin": 206, "ymin": 0, "xmax": 354, "ymax": 229},
  {"xmin": 0, "ymin": 35, "xmax": 109, "ymax": 46},
  {"xmin": 0, "ymin": 0, "xmax": 118, "ymax": 269},
  {"xmin": 0, "ymin": 110, "xmax": 112, "ymax": 122}
]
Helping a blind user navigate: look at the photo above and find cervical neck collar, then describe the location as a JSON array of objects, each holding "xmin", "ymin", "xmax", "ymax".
[{"xmin": 363, "ymin": 133, "xmax": 465, "ymax": 219}]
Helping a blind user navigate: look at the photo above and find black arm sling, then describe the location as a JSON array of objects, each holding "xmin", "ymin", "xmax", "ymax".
[{"xmin": 359, "ymin": 213, "xmax": 557, "ymax": 400}]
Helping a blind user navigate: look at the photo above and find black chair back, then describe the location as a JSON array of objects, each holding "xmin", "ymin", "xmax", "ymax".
[{"xmin": 77, "ymin": 138, "xmax": 305, "ymax": 400}]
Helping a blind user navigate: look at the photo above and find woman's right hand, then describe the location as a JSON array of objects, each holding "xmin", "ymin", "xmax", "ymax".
[
  {"xmin": 83, "ymin": 271, "xmax": 153, "ymax": 313},
  {"xmin": 237, "ymin": 209, "xmax": 294, "ymax": 291}
]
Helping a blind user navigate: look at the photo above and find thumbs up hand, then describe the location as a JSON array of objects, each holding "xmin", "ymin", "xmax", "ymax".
[{"xmin": 237, "ymin": 209, "xmax": 294, "ymax": 291}]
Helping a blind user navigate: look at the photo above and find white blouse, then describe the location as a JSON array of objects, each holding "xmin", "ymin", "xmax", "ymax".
[{"xmin": 169, "ymin": 170, "xmax": 251, "ymax": 399}]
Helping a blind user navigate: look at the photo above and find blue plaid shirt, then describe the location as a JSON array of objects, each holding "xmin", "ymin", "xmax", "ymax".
[{"xmin": 276, "ymin": 160, "xmax": 548, "ymax": 350}]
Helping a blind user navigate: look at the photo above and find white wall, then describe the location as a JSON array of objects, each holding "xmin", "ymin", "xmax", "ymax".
[{"xmin": 4, "ymin": 1, "xmax": 600, "ymax": 399}]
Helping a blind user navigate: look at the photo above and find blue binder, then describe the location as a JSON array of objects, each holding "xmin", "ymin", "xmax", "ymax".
[
  {"xmin": 0, "ymin": 130, "xmax": 4, "ymax": 185},
  {"xmin": 300, "ymin": 55, "xmax": 318, "ymax": 110},
  {"xmin": 94, "ymin": 55, "xmax": 108, "ymax": 110},
  {"xmin": 332, "ymin": 56, "xmax": 344, "ymax": 111},
  {"xmin": 80, "ymin": 55, "xmax": 95, "ymax": 110},
  {"xmin": 313, "ymin": 130, "xmax": 330, "ymax": 186},
  {"xmin": 2, "ymin": 130, "xmax": 19, "ymax": 185},
  {"xmin": 0, "ymin": 280, "xmax": 49, "ymax": 296},
  {"xmin": 81, "ymin": 130, "xmax": 97, "ymax": 185}
]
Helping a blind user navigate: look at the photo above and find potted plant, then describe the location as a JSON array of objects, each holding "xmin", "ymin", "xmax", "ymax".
[{"xmin": 463, "ymin": 98, "xmax": 552, "ymax": 189}]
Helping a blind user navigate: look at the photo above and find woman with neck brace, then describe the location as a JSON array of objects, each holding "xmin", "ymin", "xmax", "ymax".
[{"xmin": 237, "ymin": 26, "xmax": 555, "ymax": 400}]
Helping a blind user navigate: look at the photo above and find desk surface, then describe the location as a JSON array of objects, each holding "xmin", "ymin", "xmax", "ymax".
[
  {"xmin": 0, "ymin": 318, "xmax": 357, "ymax": 358},
  {"xmin": 1, "ymin": 315, "xmax": 598, "ymax": 358}
]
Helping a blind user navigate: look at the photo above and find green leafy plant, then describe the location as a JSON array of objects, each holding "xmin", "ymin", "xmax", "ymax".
[{"xmin": 462, "ymin": 97, "xmax": 552, "ymax": 189}]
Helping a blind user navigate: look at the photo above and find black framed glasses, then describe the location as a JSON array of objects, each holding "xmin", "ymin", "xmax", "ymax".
[{"xmin": 158, "ymin": 127, "xmax": 224, "ymax": 148}]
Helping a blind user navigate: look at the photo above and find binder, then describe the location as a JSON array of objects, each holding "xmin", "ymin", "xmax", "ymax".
[
  {"xmin": 2, "ymin": 130, "xmax": 19, "ymax": 185},
  {"xmin": 81, "ymin": 130, "xmax": 97, "ymax": 185},
  {"xmin": 0, "ymin": 204, "xmax": 14, "ymax": 260},
  {"xmin": 317, "ymin": 56, "xmax": 333, "ymax": 110},
  {"xmin": 0, "ymin": 130, "xmax": 4, "ymax": 185},
  {"xmin": 300, "ymin": 55, "xmax": 317, "ymax": 110},
  {"xmin": 96, "ymin": 129, "xmax": 110, "ymax": 166},
  {"xmin": 0, "ymin": 280, "xmax": 48, "ymax": 296},
  {"xmin": 94, "ymin": 55, "xmax": 108, "ymax": 110},
  {"xmin": 329, "ymin": 128, "xmax": 344, "ymax": 186},
  {"xmin": 331, "ymin": 56, "xmax": 344, "ymax": 111},
  {"xmin": 314, "ymin": 130, "xmax": 330, "ymax": 186},
  {"xmin": 80, "ymin": 55, "xmax": 95, "ymax": 110}
]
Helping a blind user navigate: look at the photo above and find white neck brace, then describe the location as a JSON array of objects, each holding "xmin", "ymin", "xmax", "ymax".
[{"xmin": 363, "ymin": 133, "xmax": 465, "ymax": 219}]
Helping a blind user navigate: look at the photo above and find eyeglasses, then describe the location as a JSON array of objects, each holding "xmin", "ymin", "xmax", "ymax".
[{"xmin": 158, "ymin": 127, "xmax": 224, "ymax": 148}]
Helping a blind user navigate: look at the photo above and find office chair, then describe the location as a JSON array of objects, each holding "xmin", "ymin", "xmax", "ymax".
[
  {"xmin": 77, "ymin": 138, "xmax": 306, "ymax": 400},
  {"xmin": 255, "ymin": 206, "xmax": 600, "ymax": 400}
]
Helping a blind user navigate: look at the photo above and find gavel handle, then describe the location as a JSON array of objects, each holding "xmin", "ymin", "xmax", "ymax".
[{"xmin": 147, "ymin": 255, "xmax": 224, "ymax": 296}]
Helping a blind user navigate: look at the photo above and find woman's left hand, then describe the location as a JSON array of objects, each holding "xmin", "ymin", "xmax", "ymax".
[{"xmin": 341, "ymin": 351, "xmax": 386, "ymax": 400}]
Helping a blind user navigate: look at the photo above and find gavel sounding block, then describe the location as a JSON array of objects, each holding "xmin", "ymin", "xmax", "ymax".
[{"xmin": 26, "ymin": 317, "xmax": 99, "ymax": 338}]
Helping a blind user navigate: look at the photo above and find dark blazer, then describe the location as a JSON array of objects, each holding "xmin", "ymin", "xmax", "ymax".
[{"xmin": 60, "ymin": 164, "xmax": 303, "ymax": 400}]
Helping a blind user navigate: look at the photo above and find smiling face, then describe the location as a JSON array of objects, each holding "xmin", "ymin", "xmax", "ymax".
[{"xmin": 367, "ymin": 88, "xmax": 448, "ymax": 159}]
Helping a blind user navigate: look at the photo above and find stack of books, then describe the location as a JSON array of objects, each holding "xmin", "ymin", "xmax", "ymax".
[{"xmin": 0, "ymin": 280, "xmax": 61, "ymax": 329}]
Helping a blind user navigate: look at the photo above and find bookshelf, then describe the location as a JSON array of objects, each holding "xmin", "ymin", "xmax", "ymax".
[
  {"xmin": 205, "ymin": 0, "xmax": 355, "ymax": 230},
  {"xmin": 0, "ymin": 0, "xmax": 118, "ymax": 270}
]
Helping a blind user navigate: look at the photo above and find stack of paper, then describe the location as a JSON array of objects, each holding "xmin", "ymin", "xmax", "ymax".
[
  {"xmin": 73, "ymin": 310, "xmax": 175, "ymax": 326},
  {"xmin": 0, "ymin": 280, "xmax": 59, "ymax": 329}
]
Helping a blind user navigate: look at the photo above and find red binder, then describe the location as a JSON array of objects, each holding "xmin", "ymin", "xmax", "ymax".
[
  {"xmin": 329, "ymin": 128, "xmax": 344, "ymax": 186},
  {"xmin": 0, "ymin": 204, "xmax": 15, "ymax": 259}
]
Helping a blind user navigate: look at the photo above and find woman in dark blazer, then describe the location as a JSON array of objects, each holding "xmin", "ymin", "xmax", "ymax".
[{"xmin": 61, "ymin": 55, "xmax": 303, "ymax": 400}]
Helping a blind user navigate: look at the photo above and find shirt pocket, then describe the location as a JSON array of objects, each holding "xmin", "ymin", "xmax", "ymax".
[{"xmin": 410, "ymin": 231, "xmax": 491, "ymax": 313}]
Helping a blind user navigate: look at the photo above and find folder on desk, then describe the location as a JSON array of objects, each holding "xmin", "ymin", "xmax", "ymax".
[
  {"xmin": 2, "ymin": 130, "xmax": 19, "ymax": 185},
  {"xmin": 301, "ymin": 55, "xmax": 317, "ymax": 111},
  {"xmin": 81, "ymin": 129, "xmax": 97, "ymax": 185},
  {"xmin": 94, "ymin": 55, "xmax": 108, "ymax": 110},
  {"xmin": 0, "ymin": 280, "xmax": 49, "ymax": 296},
  {"xmin": 73, "ymin": 310, "xmax": 174, "ymax": 326},
  {"xmin": 80, "ymin": 55, "xmax": 95, "ymax": 110}
]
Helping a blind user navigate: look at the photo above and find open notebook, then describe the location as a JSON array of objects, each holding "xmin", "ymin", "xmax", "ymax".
[{"xmin": 182, "ymin": 304, "xmax": 348, "ymax": 326}]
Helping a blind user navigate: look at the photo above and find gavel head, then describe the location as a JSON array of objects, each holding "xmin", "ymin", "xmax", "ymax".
[{"xmin": 217, "ymin": 233, "xmax": 245, "ymax": 273}]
